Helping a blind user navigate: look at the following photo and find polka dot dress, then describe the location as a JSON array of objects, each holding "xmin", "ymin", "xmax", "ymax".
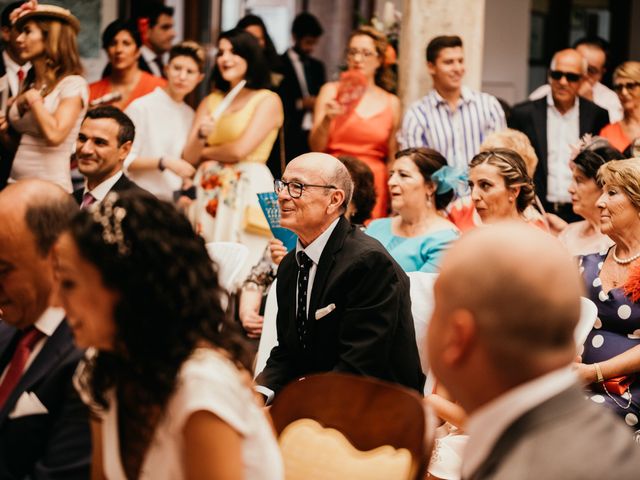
[{"xmin": 581, "ymin": 251, "xmax": 640, "ymax": 430}]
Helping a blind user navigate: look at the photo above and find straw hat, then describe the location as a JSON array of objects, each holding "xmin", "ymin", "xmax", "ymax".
[{"xmin": 10, "ymin": 1, "xmax": 80, "ymax": 33}]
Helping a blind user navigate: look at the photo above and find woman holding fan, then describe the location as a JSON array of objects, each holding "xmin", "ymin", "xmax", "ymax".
[{"xmin": 310, "ymin": 26, "xmax": 400, "ymax": 219}]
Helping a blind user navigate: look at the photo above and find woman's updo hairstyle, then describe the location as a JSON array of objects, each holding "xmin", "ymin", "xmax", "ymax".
[
  {"xmin": 395, "ymin": 147, "xmax": 454, "ymax": 210},
  {"xmin": 469, "ymin": 148, "xmax": 535, "ymax": 213},
  {"xmin": 572, "ymin": 136, "xmax": 624, "ymax": 185}
]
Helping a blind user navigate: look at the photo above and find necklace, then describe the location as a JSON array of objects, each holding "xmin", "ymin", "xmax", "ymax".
[{"xmin": 612, "ymin": 245, "xmax": 640, "ymax": 264}]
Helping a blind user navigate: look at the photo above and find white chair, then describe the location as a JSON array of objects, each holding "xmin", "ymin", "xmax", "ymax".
[
  {"xmin": 406, "ymin": 271, "xmax": 438, "ymax": 395},
  {"xmin": 576, "ymin": 297, "xmax": 598, "ymax": 351},
  {"xmin": 254, "ymin": 279, "xmax": 279, "ymax": 377},
  {"xmin": 205, "ymin": 241, "xmax": 249, "ymax": 293}
]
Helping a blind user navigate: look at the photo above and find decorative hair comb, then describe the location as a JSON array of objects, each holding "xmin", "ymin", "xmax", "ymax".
[{"xmin": 90, "ymin": 193, "xmax": 130, "ymax": 256}]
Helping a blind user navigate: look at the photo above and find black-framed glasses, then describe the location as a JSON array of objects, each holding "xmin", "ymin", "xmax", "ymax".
[
  {"xmin": 613, "ymin": 81, "xmax": 640, "ymax": 93},
  {"xmin": 274, "ymin": 179, "xmax": 337, "ymax": 199},
  {"xmin": 549, "ymin": 70, "xmax": 582, "ymax": 83}
]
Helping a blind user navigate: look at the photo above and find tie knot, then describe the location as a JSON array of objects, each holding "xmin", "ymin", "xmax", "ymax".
[
  {"xmin": 18, "ymin": 327, "xmax": 44, "ymax": 351},
  {"xmin": 81, "ymin": 192, "xmax": 96, "ymax": 209},
  {"xmin": 297, "ymin": 251, "xmax": 313, "ymax": 269}
]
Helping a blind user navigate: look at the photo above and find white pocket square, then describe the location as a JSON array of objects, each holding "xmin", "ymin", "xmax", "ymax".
[
  {"xmin": 315, "ymin": 303, "xmax": 336, "ymax": 320},
  {"xmin": 8, "ymin": 391, "xmax": 48, "ymax": 419}
]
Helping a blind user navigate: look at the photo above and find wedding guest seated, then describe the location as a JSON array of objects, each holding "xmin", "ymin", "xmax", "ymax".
[
  {"xmin": 574, "ymin": 158, "xmax": 640, "ymax": 440},
  {"xmin": 366, "ymin": 147, "xmax": 459, "ymax": 273},
  {"xmin": 89, "ymin": 19, "xmax": 166, "ymax": 110},
  {"xmin": 55, "ymin": 192, "xmax": 284, "ymax": 479},
  {"xmin": 73, "ymin": 106, "xmax": 148, "ymax": 208},
  {"xmin": 468, "ymin": 148, "xmax": 535, "ymax": 224},
  {"xmin": 429, "ymin": 222, "xmax": 640, "ymax": 479},
  {"xmin": 600, "ymin": 62, "xmax": 640, "ymax": 153},
  {"xmin": 554, "ymin": 136, "xmax": 623, "ymax": 255}
]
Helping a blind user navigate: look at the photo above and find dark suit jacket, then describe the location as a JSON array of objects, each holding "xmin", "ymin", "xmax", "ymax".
[
  {"xmin": 465, "ymin": 384, "xmax": 640, "ymax": 480},
  {"xmin": 72, "ymin": 173, "xmax": 150, "ymax": 205},
  {"xmin": 0, "ymin": 320, "xmax": 90, "ymax": 479},
  {"xmin": 508, "ymin": 96, "xmax": 610, "ymax": 207},
  {"xmin": 256, "ymin": 216, "xmax": 425, "ymax": 396},
  {"xmin": 275, "ymin": 49, "xmax": 325, "ymax": 160}
]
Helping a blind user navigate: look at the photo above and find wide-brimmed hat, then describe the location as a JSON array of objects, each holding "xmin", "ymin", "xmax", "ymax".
[{"xmin": 10, "ymin": 1, "xmax": 80, "ymax": 33}]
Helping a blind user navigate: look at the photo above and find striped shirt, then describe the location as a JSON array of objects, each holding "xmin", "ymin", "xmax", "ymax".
[{"xmin": 398, "ymin": 86, "xmax": 506, "ymax": 170}]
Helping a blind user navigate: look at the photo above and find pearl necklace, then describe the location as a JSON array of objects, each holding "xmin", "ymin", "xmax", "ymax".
[{"xmin": 612, "ymin": 245, "xmax": 640, "ymax": 265}]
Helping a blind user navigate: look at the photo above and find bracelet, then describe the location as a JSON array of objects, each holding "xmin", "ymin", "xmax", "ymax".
[
  {"xmin": 158, "ymin": 157, "xmax": 166, "ymax": 171},
  {"xmin": 28, "ymin": 96, "xmax": 42, "ymax": 107},
  {"xmin": 594, "ymin": 363, "xmax": 604, "ymax": 383}
]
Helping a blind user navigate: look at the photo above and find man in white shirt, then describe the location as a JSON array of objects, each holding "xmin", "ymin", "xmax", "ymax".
[
  {"xmin": 509, "ymin": 49, "xmax": 609, "ymax": 221},
  {"xmin": 73, "ymin": 106, "xmax": 148, "ymax": 208},
  {"xmin": 529, "ymin": 37, "xmax": 623, "ymax": 123},
  {"xmin": 138, "ymin": 4, "xmax": 176, "ymax": 78},
  {"xmin": 0, "ymin": 179, "xmax": 90, "ymax": 479},
  {"xmin": 255, "ymin": 153, "xmax": 424, "ymax": 402},
  {"xmin": 428, "ymin": 223, "xmax": 640, "ymax": 480}
]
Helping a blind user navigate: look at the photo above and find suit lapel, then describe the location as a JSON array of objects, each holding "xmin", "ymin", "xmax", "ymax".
[
  {"xmin": 578, "ymin": 97, "xmax": 591, "ymax": 136},
  {"xmin": 533, "ymin": 99, "xmax": 548, "ymax": 167},
  {"xmin": 0, "ymin": 321, "xmax": 73, "ymax": 426}
]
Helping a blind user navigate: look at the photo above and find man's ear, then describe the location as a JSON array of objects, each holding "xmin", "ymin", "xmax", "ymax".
[
  {"xmin": 441, "ymin": 309, "xmax": 476, "ymax": 366},
  {"xmin": 326, "ymin": 188, "xmax": 346, "ymax": 215},
  {"xmin": 427, "ymin": 61, "xmax": 436, "ymax": 76},
  {"xmin": 118, "ymin": 140, "xmax": 133, "ymax": 161}
]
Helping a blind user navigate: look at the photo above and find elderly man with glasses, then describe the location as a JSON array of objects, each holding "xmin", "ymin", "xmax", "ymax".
[
  {"xmin": 509, "ymin": 48, "xmax": 610, "ymax": 222},
  {"xmin": 255, "ymin": 152, "xmax": 425, "ymax": 403}
]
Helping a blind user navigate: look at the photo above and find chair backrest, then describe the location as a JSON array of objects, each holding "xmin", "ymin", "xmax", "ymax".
[
  {"xmin": 576, "ymin": 296, "xmax": 598, "ymax": 349},
  {"xmin": 254, "ymin": 278, "xmax": 279, "ymax": 377},
  {"xmin": 406, "ymin": 271, "xmax": 438, "ymax": 395},
  {"xmin": 270, "ymin": 372, "xmax": 430, "ymax": 480},
  {"xmin": 205, "ymin": 241, "xmax": 249, "ymax": 292}
]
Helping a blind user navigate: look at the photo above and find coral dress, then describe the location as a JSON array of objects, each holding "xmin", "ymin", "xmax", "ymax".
[
  {"xmin": 326, "ymin": 94, "xmax": 394, "ymax": 219},
  {"xmin": 189, "ymin": 89, "xmax": 282, "ymax": 282},
  {"xmin": 600, "ymin": 122, "xmax": 631, "ymax": 153}
]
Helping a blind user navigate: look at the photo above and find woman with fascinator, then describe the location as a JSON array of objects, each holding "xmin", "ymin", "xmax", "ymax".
[
  {"xmin": 53, "ymin": 192, "xmax": 283, "ymax": 479},
  {"xmin": 0, "ymin": 1, "xmax": 87, "ymax": 192},
  {"xmin": 365, "ymin": 147, "xmax": 460, "ymax": 273}
]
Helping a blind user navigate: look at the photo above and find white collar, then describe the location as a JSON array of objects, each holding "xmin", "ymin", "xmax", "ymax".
[
  {"xmin": 140, "ymin": 45, "xmax": 159, "ymax": 63},
  {"xmin": 462, "ymin": 366, "xmax": 577, "ymax": 478},
  {"xmin": 295, "ymin": 217, "xmax": 341, "ymax": 265},
  {"xmin": 34, "ymin": 307, "xmax": 65, "ymax": 337},
  {"xmin": 84, "ymin": 170, "xmax": 123, "ymax": 201}
]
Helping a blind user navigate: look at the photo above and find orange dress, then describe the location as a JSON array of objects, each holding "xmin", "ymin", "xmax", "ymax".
[
  {"xmin": 326, "ymin": 95, "xmax": 394, "ymax": 219},
  {"xmin": 600, "ymin": 122, "xmax": 631, "ymax": 153},
  {"xmin": 89, "ymin": 71, "xmax": 166, "ymax": 110}
]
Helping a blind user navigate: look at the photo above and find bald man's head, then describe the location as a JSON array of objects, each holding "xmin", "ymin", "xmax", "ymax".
[
  {"xmin": 549, "ymin": 49, "xmax": 586, "ymax": 110},
  {"xmin": 279, "ymin": 153, "xmax": 353, "ymax": 245},
  {"xmin": 429, "ymin": 223, "xmax": 582, "ymax": 388}
]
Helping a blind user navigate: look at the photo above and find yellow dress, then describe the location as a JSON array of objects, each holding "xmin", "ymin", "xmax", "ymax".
[{"xmin": 190, "ymin": 89, "xmax": 282, "ymax": 285}]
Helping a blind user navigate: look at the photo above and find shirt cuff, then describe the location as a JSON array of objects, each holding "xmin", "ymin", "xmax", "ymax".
[{"xmin": 255, "ymin": 385, "xmax": 275, "ymax": 405}]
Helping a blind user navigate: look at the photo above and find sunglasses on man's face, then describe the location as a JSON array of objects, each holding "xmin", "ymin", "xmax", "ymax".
[
  {"xmin": 613, "ymin": 81, "xmax": 640, "ymax": 93},
  {"xmin": 549, "ymin": 70, "xmax": 582, "ymax": 83}
]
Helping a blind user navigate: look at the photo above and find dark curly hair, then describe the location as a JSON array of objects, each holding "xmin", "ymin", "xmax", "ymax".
[
  {"xmin": 395, "ymin": 147, "xmax": 454, "ymax": 210},
  {"xmin": 572, "ymin": 137, "xmax": 623, "ymax": 185},
  {"xmin": 70, "ymin": 191, "xmax": 250, "ymax": 471},
  {"xmin": 469, "ymin": 148, "xmax": 535, "ymax": 213},
  {"xmin": 338, "ymin": 155, "xmax": 376, "ymax": 225}
]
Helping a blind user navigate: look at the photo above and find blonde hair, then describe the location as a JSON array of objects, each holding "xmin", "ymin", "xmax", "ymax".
[
  {"xmin": 26, "ymin": 19, "xmax": 82, "ymax": 95},
  {"xmin": 613, "ymin": 61, "xmax": 640, "ymax": 84},
  {"xmin": 480, "ymin": 129, "xmax": 539, "ymax": 178},
  {"xmin": 597, "ymin": 158, "xmax": 640, "ymax": 210},
  {"xmin": 348, "ymin": 26, "xmax": 394, "ymax": 92}
]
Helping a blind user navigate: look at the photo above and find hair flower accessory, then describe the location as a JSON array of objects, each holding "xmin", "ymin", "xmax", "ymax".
[
  {"xmin": 9, "ymin": 0, "xmax": 38, "ymax": 25},
  {"xmin": 431, "ymin": 165, "xmax": 468, "ymax": 197},
  {"xmin": 90, "ymin": 193, "xmax": 130, "ymax": 256}
]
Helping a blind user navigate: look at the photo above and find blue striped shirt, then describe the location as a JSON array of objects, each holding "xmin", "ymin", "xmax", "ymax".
[{"xmin": 398, "ymin": 87, "xmax": 506, "ymax": 170}]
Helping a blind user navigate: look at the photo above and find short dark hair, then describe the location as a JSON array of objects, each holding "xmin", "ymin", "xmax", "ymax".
[
  {"xmin": 144, "ymin": 3, "xmax": 174, "ymax": 28},
  {"xmin": 395, "ymin": 147, "xmax": 454, "ymax": 210},
  {"xmin": 85, "ymin": 106, "xmax": 136, "ymax": 146},
  {"xmin": 102, "ymin": 19, "xmax": 142, "ymax": 50},
  {"xmin": 573, "ymin": 36, "xmax": 610, "ymax": 58},
  {"xmin": 211, "ymin": 29, "xmax": 270, "ymax": 92},
  {"xmin": 573, "ymin": 138, "xmax": 624, "ymax": 184},
  {"xmin": 338, "ymin": 156, "xmax": 375, "ymax": 225},
  {"xmin": 1, "ymin": 1, "xmax": 25, "ymax": 29},
  {"xmin": 292, "ymin": 12, "xmax": 323, "ymax": 39},
  {"xmin": 25, "ymin": 194, "xmax": 78, "ymax": 256},
  {"xmin": 426, "ymin": 35, "xmax": 463, "ymax": 63},
  {"xmin": 169, "ymin": 40, "xmax": 205, "ymax": 73}
]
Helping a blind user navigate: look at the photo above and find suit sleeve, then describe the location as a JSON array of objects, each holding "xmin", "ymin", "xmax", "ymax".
[{"xmin": 332, "ymin": 249, "xmax": 404, "ymax": 377}]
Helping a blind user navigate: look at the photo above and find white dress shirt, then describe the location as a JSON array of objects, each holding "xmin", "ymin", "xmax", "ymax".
[
  {"xmin": 0, "ymin": 307, "xmax": 65, "ymax": 384},
  {"xmin": 2, "ymin": 50, "xmax": 30, "ymax": 97},
  {"xmin": 83, "ymin": 170, "xmax": 123, "ymax": 202},
  {"xmin": 140, "ymin": 45, "xmax": 166, "ymax": 78},
  {"xmin": 529, "ymin": 82, "xmax": 621, "ymax": 123},
  {"xmin": 546, "ymin": 93, "xmax": 579, "ymax": 203},
  {"xmin": 462, "ymin": 367, "xmax": 577, "ymax": 479}
]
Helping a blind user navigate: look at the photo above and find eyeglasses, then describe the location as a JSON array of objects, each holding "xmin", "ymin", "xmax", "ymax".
[
  {"xmin": 613, "ymin": 81, "xmax": 640, "ymax": 93},
  {"xmin": 274, "ymin": 179, "xmax": 337, "ymax": 198},
  {"xmin": 549, "ymin": 70, "xmax": 582, "ymax": 83},
  {"xmin": 346, "ymin": 48, "xmax": 377, "ymax": 59}
]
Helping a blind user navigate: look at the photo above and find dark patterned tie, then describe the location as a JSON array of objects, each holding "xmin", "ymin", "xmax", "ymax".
[{"xmin": 296, "ymin": 251, "xmax": 314, "ymax": 349}]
